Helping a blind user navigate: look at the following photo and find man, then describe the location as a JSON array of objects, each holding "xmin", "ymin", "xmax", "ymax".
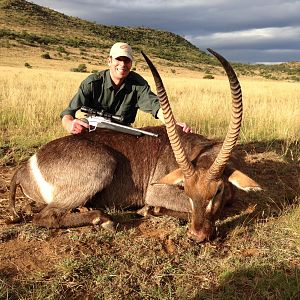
[{"xmin": 61, "ymin": 42, "xmax": 191, "ymax": 134}]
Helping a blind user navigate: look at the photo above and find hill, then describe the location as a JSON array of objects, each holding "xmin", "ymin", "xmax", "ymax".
[
  {"xmin": 0, "ymin": 0, "xmax": 299, "ymax": 81},
  {"xmin": 0, "ymin": 0, "xmax": 217, "ymax": 71}
]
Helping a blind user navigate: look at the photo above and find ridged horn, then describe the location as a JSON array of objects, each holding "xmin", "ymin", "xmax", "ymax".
[
  {"xmin": 207, "ymin": 48, "xmax": 243, "ymax": 180},
  {"xmin": 141, "ymin": 51, "xmax": 195, "ymax": 178}
]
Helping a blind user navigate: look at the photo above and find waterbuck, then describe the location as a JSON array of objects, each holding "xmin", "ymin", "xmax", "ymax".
[{"xmin": 8, "ymin": 49, "xmax": 261, "ymax": 242}]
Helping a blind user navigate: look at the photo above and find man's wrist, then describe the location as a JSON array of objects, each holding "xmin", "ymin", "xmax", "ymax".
[
  {"xmin": 62, "ymin": 115, "xmax": 74, "ymax": 131},
  {"xmin": 156, "ymin": 108, "xmax": 166, "ymax": 124}
]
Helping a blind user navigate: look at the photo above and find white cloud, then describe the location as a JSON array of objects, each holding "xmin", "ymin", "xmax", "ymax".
[{"xmin": 189, "ymin": 26, "xmax": 300, "ymax": 49}]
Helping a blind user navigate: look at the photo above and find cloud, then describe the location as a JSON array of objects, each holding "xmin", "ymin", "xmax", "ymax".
[
  {"xmin": 190, "ymin": 26, "xmax": 300, "ymax": 49},
  {"xmin": 30, "ymin": 0, "xmax": 300, "ymax": 62},
  {"xmin": 187, "ymin": 26, "xmax": 300, "ymax": 62}
]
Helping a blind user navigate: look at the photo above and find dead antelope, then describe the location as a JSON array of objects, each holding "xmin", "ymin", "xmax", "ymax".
[{"xmin": 8, "ymin": 49, "xmax": 261, "ymax": 242}]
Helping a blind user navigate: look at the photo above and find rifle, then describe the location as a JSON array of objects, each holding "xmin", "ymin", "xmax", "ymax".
[{"xmin": 80, "ymin": 106, "xmax": 159, "ymax": 137}]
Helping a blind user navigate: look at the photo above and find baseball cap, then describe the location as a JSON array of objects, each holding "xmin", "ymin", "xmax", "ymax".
[{"xmin": 109, "ymin": 42, "xmax": 133, "ymax": 60}]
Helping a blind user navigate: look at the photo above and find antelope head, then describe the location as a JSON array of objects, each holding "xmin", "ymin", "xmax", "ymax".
[{"xmin": 142, "ymin": 49, "xmax": 261, "ymax": 242}]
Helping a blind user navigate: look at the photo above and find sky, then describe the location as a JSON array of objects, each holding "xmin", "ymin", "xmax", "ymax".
[{"xmin": 30, "ymin": 0, "xmax": 300, "ymax": 64}]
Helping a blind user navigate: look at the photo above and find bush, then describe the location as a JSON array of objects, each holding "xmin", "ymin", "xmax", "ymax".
[
  {"xmin": 203, "ymin": 74, "xmax": 214, "ymax": 79},
  {"xmin": 71, "ymin": 64, "xmax": 87, "ymax": 72},
  {"xmin": 57, "ymin": 46, "xmax": 67, "ymax": 53},
  {"xmin": 41, "ymin": 52, "xmax": 51, "ymax": 59},
  {"xmin": 24, "ymin": 62, "xmax": 32, "ymax": 68}
]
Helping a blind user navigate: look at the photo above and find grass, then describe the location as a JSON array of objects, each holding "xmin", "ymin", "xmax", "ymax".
[{"xmin": 1, "ymin": 66, "xmax": 299, "ymax": 164}]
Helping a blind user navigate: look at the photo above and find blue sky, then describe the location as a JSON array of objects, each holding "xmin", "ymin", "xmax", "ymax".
[{"xmin": 30, "ymin": 0, "xmax": 300, "ymax": 63}]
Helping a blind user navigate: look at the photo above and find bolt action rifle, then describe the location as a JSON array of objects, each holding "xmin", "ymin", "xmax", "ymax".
[{"xmin": 80, "ymin": 106, "xmax": 158, "ymax": 137}]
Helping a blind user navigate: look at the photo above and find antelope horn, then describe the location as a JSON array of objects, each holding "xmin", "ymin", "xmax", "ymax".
[
  {"xmin": 207, "ymin": 48, "xmax": 243, "ymax": 180},
  {"xmin": 141, "ymin": 51, "xmax": 195, "ymax": 178}
]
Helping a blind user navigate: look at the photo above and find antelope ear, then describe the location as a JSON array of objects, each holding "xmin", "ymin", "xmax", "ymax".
[
  {"xmin": 228, "ymin": 170, "xmax": 262, "ymax": 192},
  {"xmin": 152, "ymin": 168, "xmax": 184, "ymax": 187}
]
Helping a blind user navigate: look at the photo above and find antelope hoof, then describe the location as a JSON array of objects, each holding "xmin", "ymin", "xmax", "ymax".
[
  {"xmin": 6, "ymin": 215, "xmax": 21, "ymax": 224},
  {"xmin": 101, "ymin": 220, "xmax": 116, "ymax": 232},
  {"xmin": 153, "ymin": 206, "xmax": 162, "ymax": 214},
  {"xmin": 136, "ymin": 205, "xmax": 151, "ymax": 217}
]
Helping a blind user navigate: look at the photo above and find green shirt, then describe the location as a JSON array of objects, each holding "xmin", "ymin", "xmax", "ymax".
[{"xmin": 60, "ymin": 70, "xmax": 160, "ymax": 125}]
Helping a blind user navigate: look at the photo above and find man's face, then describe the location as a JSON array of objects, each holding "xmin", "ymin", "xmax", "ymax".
[{"xmin": 108, "ymin": 56, "xmax": 132, "ymax": 82}]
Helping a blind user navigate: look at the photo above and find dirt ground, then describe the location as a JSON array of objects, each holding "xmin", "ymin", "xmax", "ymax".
[{"xmin": 0, "ymin": 141, "xmax": 299, "ymax": 282}]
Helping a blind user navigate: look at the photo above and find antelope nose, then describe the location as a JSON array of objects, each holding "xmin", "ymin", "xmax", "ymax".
[{"xmin": 187, "ymin": 229, "xmax": 209, "ymax": 243}]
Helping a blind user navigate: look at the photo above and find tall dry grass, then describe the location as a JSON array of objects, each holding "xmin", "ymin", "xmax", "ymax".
[
  {"xmin": 0, "ymin": 67, "xmax": 84, "ymax": 148},
  {"xmin": 0, "ymin": 66, "xmax": 299, "ymax": 158},
  {"xmin": 139, "ymin": 75, "xmax": 300, "ymax": 143}
]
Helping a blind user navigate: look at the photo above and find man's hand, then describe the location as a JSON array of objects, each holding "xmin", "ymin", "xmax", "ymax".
[
  {"xmin": 157, "ymin": 108, "xmax": 192, "ymax": 133},
  {"xmin": 176, "ymin": 122, "xmax": 192, "ymax": 133},
  {"xmin": 70, "ymin": 119, "xmax": 89, "ymax": 134},
  {"xmin": 62, "ymin": 115, "xmax": 89, "ymax": 134}
]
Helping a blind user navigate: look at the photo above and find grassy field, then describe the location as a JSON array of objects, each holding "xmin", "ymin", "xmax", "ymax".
[
  {"xmin": 0, "ymin": 65, "xmax": 299, "ymax": 299},
  {"xmin": 1, "ymin": 66, "xmax": 299, "ymax": 163}
]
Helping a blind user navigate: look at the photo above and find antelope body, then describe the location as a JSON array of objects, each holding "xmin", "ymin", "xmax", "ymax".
[{"xmin": 9, "ymin": 50, "xmax": 261, "ymax": 242}]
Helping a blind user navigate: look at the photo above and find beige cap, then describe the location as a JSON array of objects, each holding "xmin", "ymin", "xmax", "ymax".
[{"xmin": 109, "ymin": 42, "xmax": 133, "ymax": 60}]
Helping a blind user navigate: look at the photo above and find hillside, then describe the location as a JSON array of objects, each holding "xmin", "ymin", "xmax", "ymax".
[
  {"xmin": 0, "ymin": 0, "xmax": 299, "ymax": 81},
  {"xmin": 0, "ymin": 0, "xmax": 216, "ymax": 71}
]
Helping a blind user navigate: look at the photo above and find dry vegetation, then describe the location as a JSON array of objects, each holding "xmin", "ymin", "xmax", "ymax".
[{"xmin": 1, "ymin": 66, "xmax": 299, "ymax": 161}]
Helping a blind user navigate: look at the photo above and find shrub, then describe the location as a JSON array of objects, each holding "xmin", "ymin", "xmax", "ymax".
[
  {"xmin": 41, "ymin": 52, "xmax": 51, "ymax": 59},
  {"xmin": 71, "ymin": 64, "xmax": 87, "ymax": 72},
  {"xmin": 203, "ymin": 74, "xmax": 214, "ymax": 79},
  {"xmin": 57, "ymin": 46, "xmax": 67, "ymax": 53},
  {"xmin": 24, "ymin": 62, "xmax": 32, "ymax": 68}
]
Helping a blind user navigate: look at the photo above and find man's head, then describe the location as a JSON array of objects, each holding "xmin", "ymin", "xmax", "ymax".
[
  {"xmin": 108, "ymin": 42, "xmax": 133, "ymax": 84},
  {"xmin": 109, "ymin": 42, "xmax": 133, "ymax": 61}
]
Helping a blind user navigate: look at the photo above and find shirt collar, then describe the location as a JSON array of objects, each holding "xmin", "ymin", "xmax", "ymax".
[
  {"xmin": 104, "ymin": 70, "xmax": 114, "ymax": 89},
  {"xmin": 104, "ymin": 70, "xmax": 133, "ymax": 92}
]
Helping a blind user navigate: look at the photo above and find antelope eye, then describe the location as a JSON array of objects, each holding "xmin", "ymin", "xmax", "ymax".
[
  {"xmin": 215, "ymin": 185, "xmax": 223, "ymax": 196},
  {"xmin": 211, "ymin": 185, "xmax": 223, "ymax": 205}
]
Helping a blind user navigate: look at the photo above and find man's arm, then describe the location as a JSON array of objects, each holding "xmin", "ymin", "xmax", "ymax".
[
  {"xmin": 156, "ymin": 108, "xmax": 192, "ymax": 133},
  {"xmin": 156, "ymin": 108, "xmax": 165, "ymax": 124},
  {"xmin": 62, "ymin": 114, "xmax": 89, "ymax": 134},
  {"xmin": 131, "ymin": 73, "xmax": 192, "ymax": 133},
  {"xmin": 61, "ymin": 75, "xmax": 96, "ymax": 134}
]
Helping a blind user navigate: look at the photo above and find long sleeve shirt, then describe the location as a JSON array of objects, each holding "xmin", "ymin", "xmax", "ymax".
[{"xmin": 60, "ymin": 70, "xmax": 160, "ymax": 125}]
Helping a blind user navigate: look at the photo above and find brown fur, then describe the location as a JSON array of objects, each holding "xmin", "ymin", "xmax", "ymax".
[{"xmin": 9, "ymin": 125, "xmax": 260, "ymax": 241}]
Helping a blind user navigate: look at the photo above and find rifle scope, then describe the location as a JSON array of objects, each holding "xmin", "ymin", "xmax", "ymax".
[{"xmin": 81, "ymin": 106, "xmax": 124, "ymax": 123}]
